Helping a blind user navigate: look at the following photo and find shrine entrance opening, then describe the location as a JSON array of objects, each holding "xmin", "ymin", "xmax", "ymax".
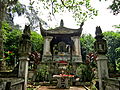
[{"xmin": 50, "ymin": 36, "xmax": 74, "ymax": 61}]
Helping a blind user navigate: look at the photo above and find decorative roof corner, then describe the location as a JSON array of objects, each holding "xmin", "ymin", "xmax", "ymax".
[{"xmin": 39, "ymin": 22, "xmax": 47, "ymax": 36}]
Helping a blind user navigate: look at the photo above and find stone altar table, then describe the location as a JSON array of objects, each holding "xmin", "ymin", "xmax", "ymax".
[{"xmin": 53, "ymin": 74, "xmax": 74, "ymax": 88}]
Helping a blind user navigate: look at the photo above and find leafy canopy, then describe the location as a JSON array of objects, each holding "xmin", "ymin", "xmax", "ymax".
[
  {"xmin": 6, "ymin": 0, "xmax": 98, "ymax": 30},
  {"xmin": 34, "ymin": 0, "xmax": 98, "ymax": 24}
]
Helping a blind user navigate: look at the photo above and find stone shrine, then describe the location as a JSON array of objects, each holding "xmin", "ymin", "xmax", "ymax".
[
  {"xmin": 40, "ymin": 20, "xmax": 84, "ymax": 85},
  {"xmin": 40, "ymin": 20, "xmax": 83, "ymax": 63}
]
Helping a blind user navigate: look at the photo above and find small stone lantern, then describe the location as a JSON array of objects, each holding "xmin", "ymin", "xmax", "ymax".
[{"xmin": 94, "ymin": 26, "xmax": 107, "ymax": 54}]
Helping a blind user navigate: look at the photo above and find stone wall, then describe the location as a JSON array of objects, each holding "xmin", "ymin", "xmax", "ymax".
[
  {"xmin": 103, "ymin": 78, "xmax": 120, "ymax": 90},
  {"xmin": 0, "ymin": 78, "xmax": 24, "ymax": 90}
]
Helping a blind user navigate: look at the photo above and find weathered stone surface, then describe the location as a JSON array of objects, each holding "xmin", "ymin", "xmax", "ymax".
[
  {"xmin": 18, "ymin": 25, "xmax": 31, "ymax": 90},
  {"xmin": 103, "ymin": 78, "xmax": 120, "ymax": 90},
  {"xmin": 42, "ymin": 56, "xmax": 52, "ymax": 62},
  {"xmin": 0, "ymin": 78, "xmax": 24, "ymax": 90},
  {"xmin": 94, "ymin": 26, "xmax": 109, "ymax": 90},
  {"xmin": 43, "ymin": 36, "xmax": 53, "ymax": 56},
  {"xmin": 72, "ymin": 56, "xmax": 82, "ymax": 63}
]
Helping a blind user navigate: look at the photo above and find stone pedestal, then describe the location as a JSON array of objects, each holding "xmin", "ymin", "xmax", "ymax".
[
  {"xmin": 56, "ymin": 77, "xmax": 69, "ymax": 88},
  {"xmin": 18, "ymin": 56, "xmax": 29, "ymax": 90},
  {"xmin": 97, "ymin": 54, "xmax": 109, "ymax": 90},
  {"xmin": 53, "ymin": 75, "xmax": 70, "ymax": 89}
]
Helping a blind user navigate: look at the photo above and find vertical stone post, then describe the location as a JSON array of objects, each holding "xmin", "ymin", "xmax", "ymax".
[
  {"xmin": 71, "ymin": 36, "xmax": 80, "ymax": 55},
  {"xmin": 94, "ymin": 26, "xmax": 109, "ymax": 90},
  {"xmin": 96, "ymin": 55, "xmax": 109, "ymax": 90},
  {"xmin": 71, "ymin": 36, "xmax": 82, "ymax": 62},
  {"xmin": 43, "ymin": 36, "xmax": 53, "ymax": 56},
  {"xmin": 18, "ymin": 25, "xmax": 31, "ymax": 90}
]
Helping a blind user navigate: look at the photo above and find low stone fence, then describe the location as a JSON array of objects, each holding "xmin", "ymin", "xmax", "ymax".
[
  {"xmin": 103, "ymin": 78, "xmax": 120, "ymax": 90},
  {"xmin": 0, "ymin": 78, "xmax": 24, "ymax": 90}
]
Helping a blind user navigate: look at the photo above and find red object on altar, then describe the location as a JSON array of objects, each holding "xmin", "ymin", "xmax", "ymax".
[{"xmin": 56, "ymin": 60, "xmax": 68, "ymax": 64}]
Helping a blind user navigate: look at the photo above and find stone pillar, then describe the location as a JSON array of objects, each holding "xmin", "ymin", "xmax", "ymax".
[
  {"xmin": 71, "ymin": 36, "xmax": 82, "ymax": 62},
  {"xmin": 97, "ymin": 54, "xmax": 109, "ymax": 90},
  {"xmin": 18, "ymin": 25, "xmax": 31, "ymax": 90},
  {"xmin": 94, "ymin": 26, "xmax": 109, "ymax": 90},
  {"xmin": 19, "ymin": 56, "xmax": 29, "ymax": 90},
  {"xmin": 43, "ymin": 36, "xmax": 53, "ymax": 56},
  {"xmin": 71, "ymin": 36, "xmax": 81, "ymax": 55}
]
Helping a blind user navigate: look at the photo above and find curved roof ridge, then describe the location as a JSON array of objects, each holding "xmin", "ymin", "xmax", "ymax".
[{"xmin": 39, "ymin": 20, "xmax": 84, "ymax": 36}]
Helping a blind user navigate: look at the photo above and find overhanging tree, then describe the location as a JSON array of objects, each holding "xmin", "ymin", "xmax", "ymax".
[
  {"xmin": 27, "ymin": 0, "xmax": 98, "ymax": 25},
  {"xmin": 7, "ymin": 0, "xmax": 98, "ymax": 30}
]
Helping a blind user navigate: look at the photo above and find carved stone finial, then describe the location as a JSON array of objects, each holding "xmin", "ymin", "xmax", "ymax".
[
  {"xmin": 22, "ymin": 25, "xmax": 31, "ymax": 40},
  {"xmin": 23, "ymin": 25, "xmax": 30, "ymax": 34},
  {"xmin": 19, "ymin": 25, "xmax": 31, "ymax": 54},
  {"xmin": 95, "ymin": 26, "xmax": 104, "ymax": 39},
  {"xmin": 60, "ymin": 19, "xmax": 64, "ymax": 27},
  {"xmin": 95, "ymin": 26, "xmax": 102, "ymax": 36}
]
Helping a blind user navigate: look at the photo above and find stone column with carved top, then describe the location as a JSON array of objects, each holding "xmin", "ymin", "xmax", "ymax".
[
  {"xmin": 43, "ymin": 36, "xmax": 53, "ymax": 56},
  {"xmin": 18, "ymin": 25, "xmax": 31, "ymax": 90},
  {"xmin": 71, "ymin": 36, "xmax": 82, "ymax": 62},
  {"xmin": 42, "ymin": 36, "xmax": 53, "ymax": 62},
  {"xmin": 94, "ymin": 26, "xmax": 109, "ymax": 90}
]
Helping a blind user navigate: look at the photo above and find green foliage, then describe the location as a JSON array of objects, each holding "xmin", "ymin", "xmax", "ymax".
[
  {"xmin": 2, "ymin": 21, "xmax": 22, "ymax": 52},
  {"xmin": 109, "ymin": 0, "xmax": 120, "ymax": 15},
  {"xmin": 76, "ymin": 64, "xmax": 94, "ymax": 82},
  {"xmin": 80, "ymin": 34, "xmax": 95, "ymax": 54},
  {"xmin": 2, "ymin": 22, "xmax": 43, "ymax": 67},
  {"xmin": 0, "ymin": 0, "xmax": 18, "ymax": 5},
  {"xmin": 35, "ymin": 65, "xmax": 49, "ymax": 81},
  {"xmin": 4, "ymin": 0, "xmax": 98, "ymax": 30},
  {"xmin": 2, "ymin": 22, "xmax": 21, "ymax": 66},
  {"xmin": 31, "ymin": 31, "xmax": 44, "ymax": 52},
  {"xmin": 115, "ymin": 47, "xmax": 120, "ymax": 72},
  {"xmin": 0, "ymin": 58, "xmax": 3, "ymax": 61},
  {"xmin": 99, "ymin": 0, "xmax": 120, "ymax": 15},
  {"xmin": 8, "ymin": 2, "xmax": 26, "ymax": 16},
  {"xmin": 116, "ymin": 58, "xmax": 120, "ymax": 72},
  {"xmin": 103, "ymin": 31, "xmax": 120, "ymax": 61},
  {"xmin": 38, "ymin": 0, "xmax": 98, "ymax": 23},
  {"xmin": 113, "ymin": 24, "xmax": 120, "ymax": 29},
  {"xmin": 2, "ymin": 21, "xmax": 43, "ymax": 53},
  {"xmin": 103, "ymin": 31, "xmax": 120, "ymax": 72},
  {"xmin": 27, "ymin": 88, "xmax": 34, "ymax": 90}
]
